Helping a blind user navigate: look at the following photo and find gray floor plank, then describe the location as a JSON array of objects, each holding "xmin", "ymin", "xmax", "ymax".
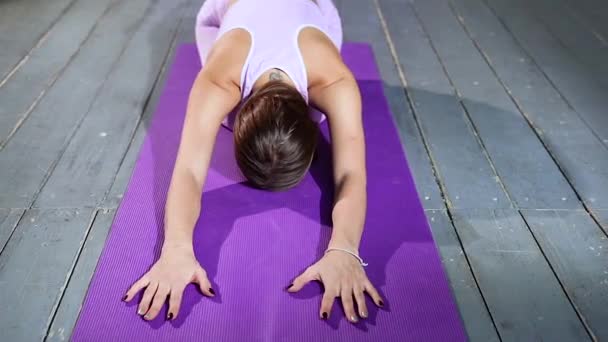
[
  {"xmin": 377, "ymin": 0, "xmax": 511, "ymax": 209},
  {"xmin": 0, "ymin": 208, "xmax": 95, "ymax": 342},
  {"xmin": 0, "ymin": 0, "xmax": 75, "ymax": 80},
  {"xmin": 0, "ymin": 0, "xmax": 154, "ymax": 208},
  {"xmin": 340, "ymin": 0, "xmax": 445, "ymax": 210},
  {"xmin": 0, "ymin": 208, "xmax": 25, "ymax": 253},
  {"xmin": 34, "ymin": 0, "xmax": 189, "ymax": 208},
  {"xmin": 425, "ymin": 210, "xmax": 499, "ymax": 342},
  {"xmin": 521, "ymin": 209, "xmax": 608, "ymax": 340},
  {"xmin": 388, "ymin": 0, "xmax": 581, "ymax": 210},
  {"xmin": 100, "ymin": 68, "xmax": 168, "ymax": 209},
  {"xmin": 558, "ymin": 0, "xmax": 608, "ymax": 45},
  {"xmin": 451, "ymin": 208, "xmax": 590, "ymax": 341},
  {"xmin": 384, "ymin": 83, "xmax": 444, "ymax": 210},
  {"xmin": 102, "ymin": 0, "xmax": 218, "ymax": 209},
  {"xmin": 526, "ymin": 0, "xmax": 608, "ymax": 87},
  {"xmin": 46, "ymin": 209, "xmax": 116, "ymax": 342},
  {"xmin": 486, "ymin": 0, "xmax": 608, "ymax": 148},
  {"xmin": 449, "ymin": 0, "xmax": 608, "ymax": 210},
  {"xmin": 560, "ymin": 0, "xmax": 608, "ymax": 42},
  {"xmin": 0, "ymin": 0, "xmax": 114, "ymax": 146}
]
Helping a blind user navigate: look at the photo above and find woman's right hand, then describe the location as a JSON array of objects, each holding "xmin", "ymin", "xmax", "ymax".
[{"xmin": 123, "ymin": 244, "xmax": 214, "ymax": 321}]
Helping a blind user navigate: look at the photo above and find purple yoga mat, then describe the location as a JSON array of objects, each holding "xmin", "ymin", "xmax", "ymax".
[{"xmin": 71, "ymin": 43, "xmax": 466, "ymax": 341}]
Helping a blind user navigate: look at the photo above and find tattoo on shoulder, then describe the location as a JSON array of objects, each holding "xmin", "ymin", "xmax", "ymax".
[{"xmin": 269, "ymin": 70, "xmax": 283, "ymax": 81}]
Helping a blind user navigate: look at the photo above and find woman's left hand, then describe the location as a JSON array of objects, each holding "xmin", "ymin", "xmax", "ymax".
[{"xmin": 286, "ymin": 250, "xmax": 384, "ymax": 323}]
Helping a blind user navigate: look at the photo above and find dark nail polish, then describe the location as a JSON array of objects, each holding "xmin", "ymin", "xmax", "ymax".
[
  {"xmin": 167, "ymin": 312, "xmax": 173, "ymax": 320},
  {"xmin": 285, "ymin": 283, "xmax": 293, "ymax": 291},
  {"xmin": 322, "ymin": 312, "xmax": 328, "ymax": 319},
  {"xmin": 209, "ymin": 288, "xmax": 215, "ymax": 295},
  {"xmin": 379, "ymin": 300, "xmax": 384, "ymax": 307},
  {"xmin": 122, "ymin": 295, "xmax": 128, "ymax": 301}
]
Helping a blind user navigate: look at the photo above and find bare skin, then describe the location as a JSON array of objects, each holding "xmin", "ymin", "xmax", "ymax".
[{"xmin": 124, "ymin": 0, "xmax": 384, "ymax": 324}]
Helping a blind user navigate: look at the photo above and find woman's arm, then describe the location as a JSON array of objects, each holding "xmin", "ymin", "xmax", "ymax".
[
  {"xmin": 124, "ymin": 26, "xmax": 250, "ymax": 321},
  {"xmin": 165, "ymin": 27, "xmax": 250, "ymax": 250},
  {"xmin": 124, "ymin": 68, "xmax": 240, "ymax": 321},
  {"xmin": 311, "ymin": 72, "xmax": 367, "ymax": 252},
  {"xmin": 297, "ymin": 30, "xmax": 367, "ymax": 249},
  {"xmin": 288, "ymin": 57, "xmax": 383, "ymax": 325},
  {"xmin": 164, "ymin": 69, "xmax": 240, "ymax": 250}
]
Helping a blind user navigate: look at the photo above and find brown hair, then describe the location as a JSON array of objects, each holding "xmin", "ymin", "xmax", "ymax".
[{"xmin": 233, "ymin": 80, "xmax": 319, "ymax": 191}]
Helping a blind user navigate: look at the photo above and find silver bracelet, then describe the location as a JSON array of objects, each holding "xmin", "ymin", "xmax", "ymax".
[{"xmin": 325, "ymin": 247, "xmax": 368, "ymax": 267}]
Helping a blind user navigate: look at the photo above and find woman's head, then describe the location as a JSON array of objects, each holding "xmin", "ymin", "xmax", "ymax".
[{"xmin": 234, "ymin": 81, "xmax": 319, "ymax": 191}]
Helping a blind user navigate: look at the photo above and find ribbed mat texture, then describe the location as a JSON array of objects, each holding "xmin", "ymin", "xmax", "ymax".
[{"xmin": 71, "ymin": 43, "xmax": 466, "ymax": 341}]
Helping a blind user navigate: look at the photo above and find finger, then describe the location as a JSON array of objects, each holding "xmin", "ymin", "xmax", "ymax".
[
  {"xmin": 124, "ymin": 276, "xmax": 150, "ymax": 302},
  {"xmin": 138, "ymin": 282, "xmax": 159, "ymax": 316},
  {"xmin": 364, "ymin": 280, "xmax": 384, "ymax": 308},
  {"xmin": 144, "ymin": 284, "xmax": 170, "ymax": 320},
  {"xmin": 353, "ymin": 285, "xmax": 368, "ymax": 319},
  {"xmin": 193, "ymin": 267, "xmax": 215, "ymax": 297},
  {"xmin": 341, "ymin": 286, "xmax": 358, "ymax": 323},
  {"xmin": 287, "ymin": 267, "xmax": 317, "ymax": 292},
  {"xmin": 167, "ymin": 287, "xmax": 184, "ymax": 320},
  {"xmin": 319, "ymin": 288, "xmax": 337, "ymax": 320}
]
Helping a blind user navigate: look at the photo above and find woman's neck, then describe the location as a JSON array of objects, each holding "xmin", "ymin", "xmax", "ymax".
[{"xmin": 251, "ymin": 68, "xmax": 297, "ymax": 92}]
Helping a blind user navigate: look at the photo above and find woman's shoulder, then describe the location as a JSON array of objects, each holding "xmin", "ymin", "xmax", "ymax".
[
  {"xmin": 203, "ymin": 28, "xmax": 252, "ymax": 89},
  {"xmin": 298, "ymin": 27, "xmax": 349, "ymax": 88}
]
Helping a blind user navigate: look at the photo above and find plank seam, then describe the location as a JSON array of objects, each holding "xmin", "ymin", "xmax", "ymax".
[
  {"xmin": 99, "ymin": 3, "xmax": 190, "ymax": 207},
  {"xmin": 23, "ymin": 0, "xmax": 156, "ymax": 212},
  {"xmin": 371, "ymin": 0, "xmax": 452, "ymax": 210},
  {"xmin": 517, "ymin": 210, "xmax": 597, "ymax": 341},
  {"xmin": 482, "ymin": 0, "xmax": 608, "ymax": 152},
  {"xmin": 0, "ymin": 0, "xmax": 80, "ymax": 85},
  {"xmin": 486, "ymin": 0, "xmax": 608, "ymax": 150},
  {"xmin": 450, "ymin": 0, "xmax": 608, "ymax": 237},
  {"xmin": 556, "ymin": 0, "xmax": 608, "ymax": 45},
  {"xmin": 440, "ymin": 207, "xmax": 502, "ymax": 341},
  {"xmin": 43, "ymin": 209, "xmax": 101, "ymax": 342},
  {"xmin": 0, "ymin": 0, "xmax": 121, "ymax": 150},
  {"xmin": 372, "ymin": 0, "xmax": 502, "ymax": 340},
  {"xmin": 522, "ymin": 0, "xmax": 608, "ymax": 85},
  {"xmin": 0, "ymin": 209, "xmax": 27, "ymax": 256},
  {"xmin": 408, "ymin": 1, "xmax": 516, "ymax": 209}
]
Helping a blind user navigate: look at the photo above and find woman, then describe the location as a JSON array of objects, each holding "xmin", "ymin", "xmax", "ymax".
[{"xmin": 123, "ymin": 0, "xmax": 384, "ymax": 324}]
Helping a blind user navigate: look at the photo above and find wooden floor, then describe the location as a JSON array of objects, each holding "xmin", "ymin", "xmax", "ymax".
[{"xmin": 1, "ymin": 0, "xmax": 607, "ymax": 340}]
